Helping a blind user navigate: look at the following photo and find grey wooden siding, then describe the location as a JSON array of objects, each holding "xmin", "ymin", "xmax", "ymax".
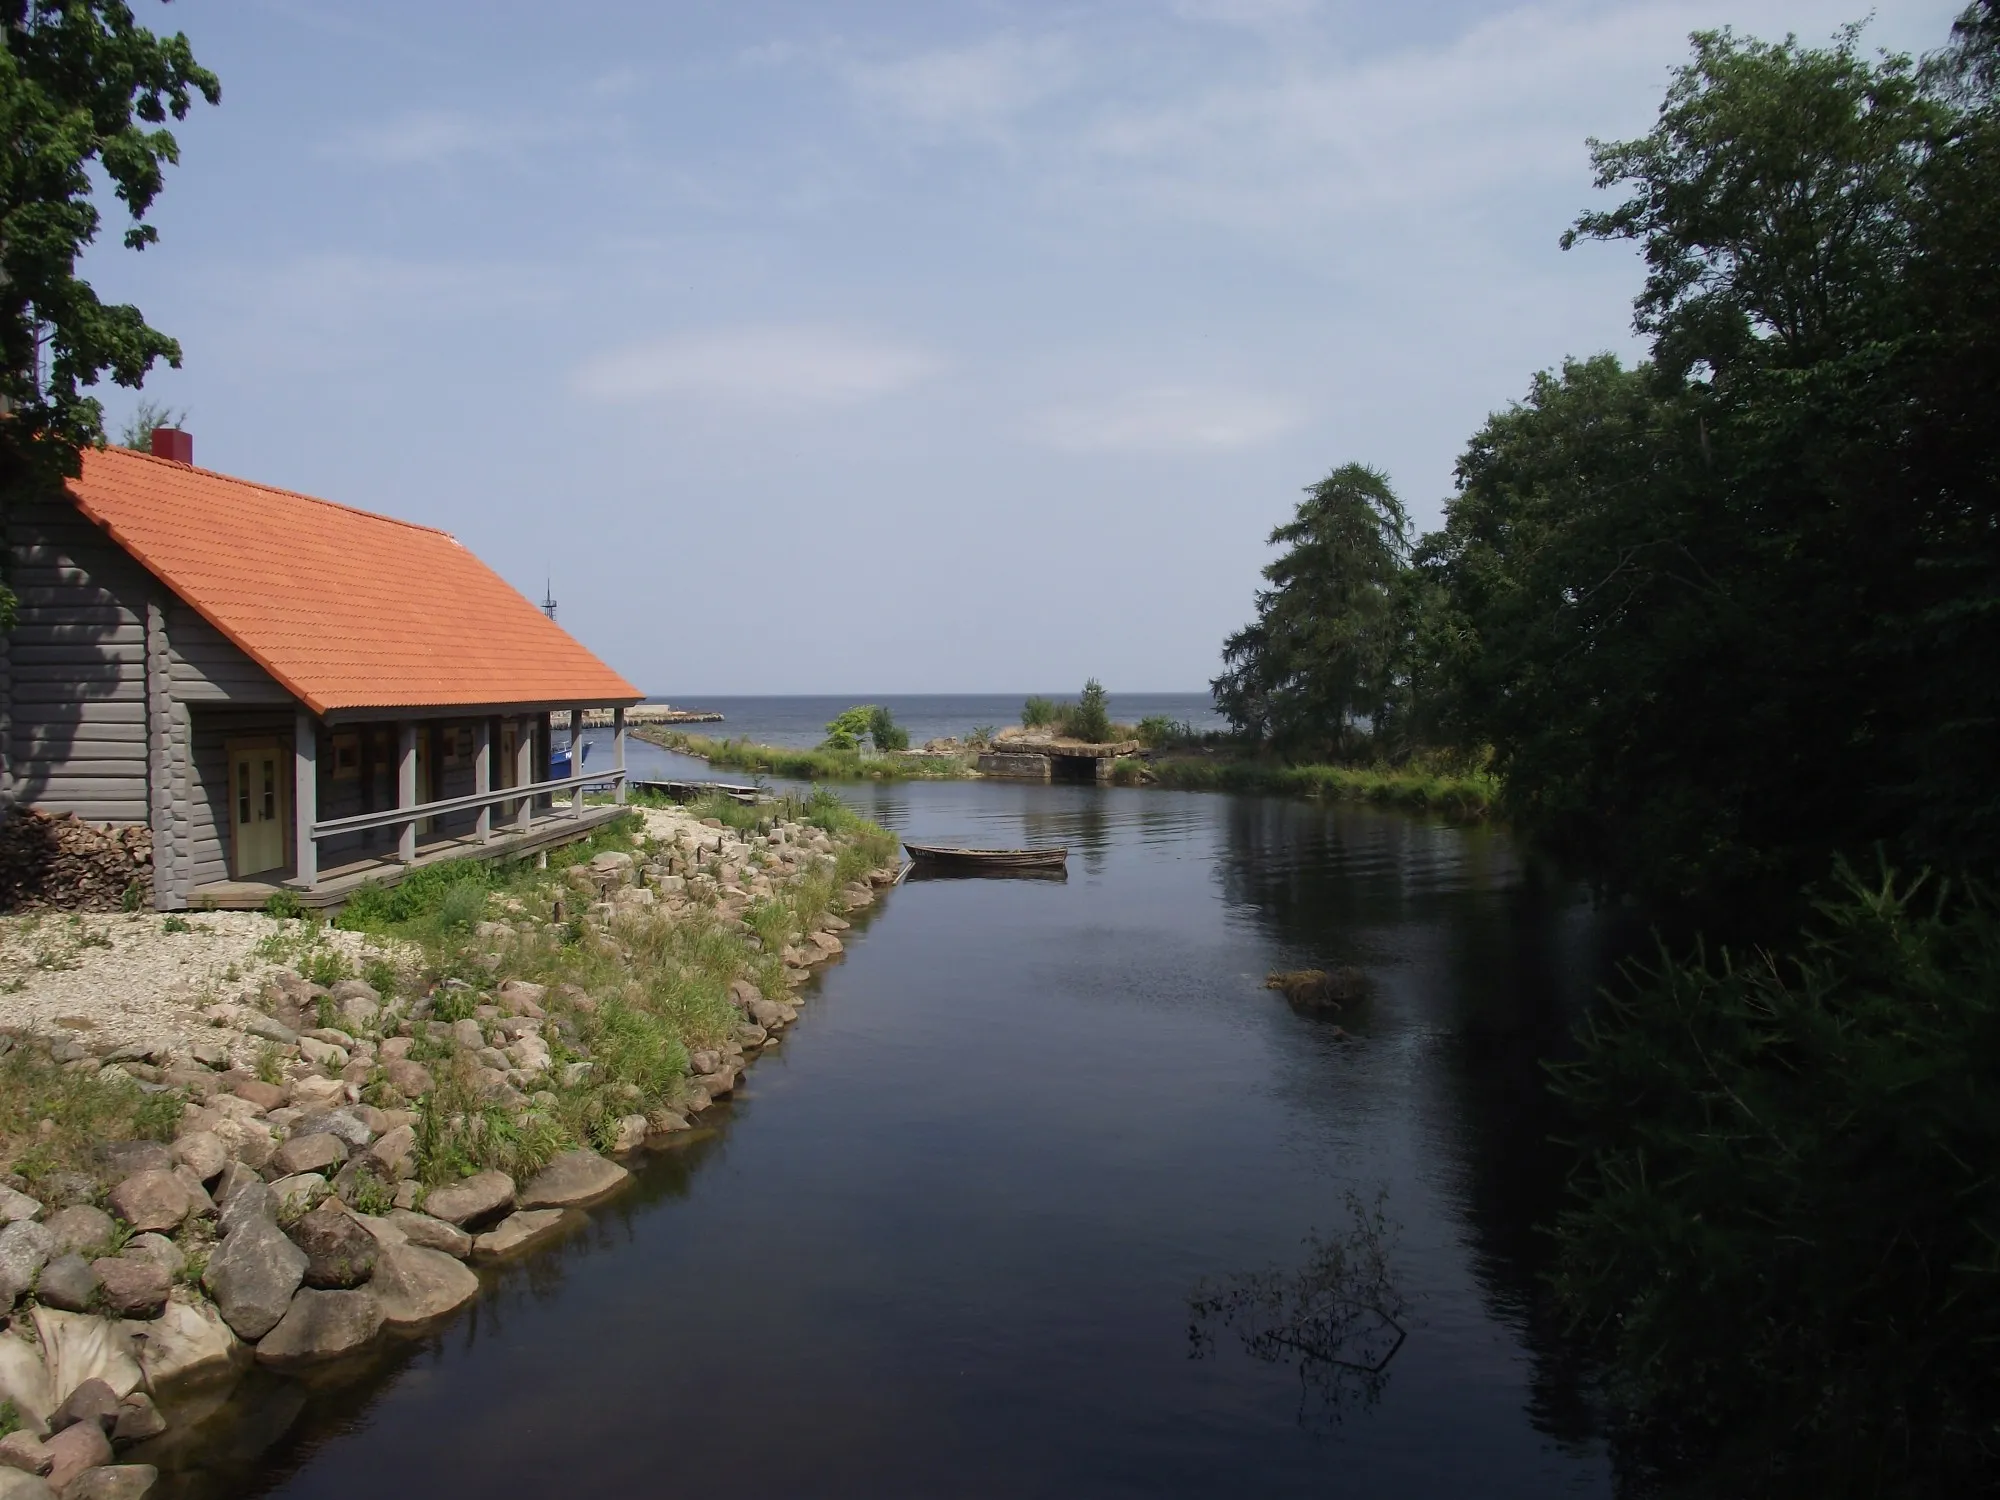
[
  {"xmin": 167, "ymin": 605, "xmax": 288, "ymax": 703},
  {"xmin": 6, "ymin": 497, "xmax": 154, "ymax": 823},
  {"xmin": 186, "ymin": 706, "xmax": 293, "ymax": 891}
]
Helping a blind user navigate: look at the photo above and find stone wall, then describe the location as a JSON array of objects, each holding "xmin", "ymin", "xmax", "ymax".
[
  {"xmin": 974, "ymin": 752, "xmax": 1052, "ymax": 781},
  {"xmin": 0, "ymin": 809, "xmax": 153, "ymax": 911}
]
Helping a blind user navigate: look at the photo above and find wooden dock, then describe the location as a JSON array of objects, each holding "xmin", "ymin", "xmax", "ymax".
[
  {"xmin": 553, "ymin": 706, "xmax": 724, "ymax": 728},
  {"xmin": 629, "ymin": 778, "xmax": 763, "ymax": 805}
]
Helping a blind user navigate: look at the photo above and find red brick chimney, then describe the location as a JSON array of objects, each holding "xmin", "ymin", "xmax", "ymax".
[{"xmin": 150, "ymin": 427, "xmax": 193, "ymax": 465}]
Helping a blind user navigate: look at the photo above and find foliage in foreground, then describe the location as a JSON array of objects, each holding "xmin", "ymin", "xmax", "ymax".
[
  {"xmin": 0, "ymin": 1044, "xmax": 182, "ymax": 1190},
  {"xmin": 1550, "ymin": 866, "xmax": 2000, "ymax": 1496},
  {"xmin": 0, "ymin": 1, "xmax": 221, "ymax": 562}
]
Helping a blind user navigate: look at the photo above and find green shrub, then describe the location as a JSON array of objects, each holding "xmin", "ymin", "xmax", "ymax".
[
  {"xmin": 867, "ymin": 705, "xmax": 909, "ymax": 752},
  {"xmin": 300, "ymin": 947, "xmax": 353, "ymax": 989},
  {"xmin": 1062, "ymin": 679, "xmax": 1112, "ymax": 742},
  {"xmin": 822, "ymin": 705, "xmax": 876, "ymax": 751},
  {"xmin": 120, "ymin": 880, "xmax": 144, "ymax": 912},
  {"xmin": 161, "ymin": 914, "xmax": 192, "ymax": 935},
  {"xmin": 264, "ymin": 889, "xmax": 303, "ymax": 920},
  {"xmin": 435, "ymin": 881, "xmax": 488, "ymax": 935},
  {"xmin": 1551, "ymin": 865, "xmax": 2000, "ymax": 1494},
  {"xmin": 1021, "ymin": 696, "xmax": 1058, "ymax": 728},
  {"xmin": 1136, "ymin": 715, "xmax": 1196, "ymax": 749}
]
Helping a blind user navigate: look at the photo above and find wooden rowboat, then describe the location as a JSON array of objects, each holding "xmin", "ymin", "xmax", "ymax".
[{"xmin": 902, "ymin": 841, "xmax": 1068, "ymax": 871}]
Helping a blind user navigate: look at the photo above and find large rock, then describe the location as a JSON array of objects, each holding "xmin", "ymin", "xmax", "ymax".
[
  {"xmin": 253, "ymin": 1288, "xmax": 384, "ymax": 1366},
  {"xmin": 94, "ymin": 1144, "xmax": 171, "ymax": 1180},
  {"xmin": 495, "ymin": 979, "xmax": 546, "ymax": 1018},
  {"xmin": 215, "ymin": 1178, "xmax": 273, "ymax": 1238},
  {"xmin": 364, "ymin": 1126, "xmax": 416, "ymax": 1181},
  {"xmin": 291, "ymin": 1107, "xmax": 374, "ymax": 1152},
  {"xmin": 39, "ymin": 1423, "xmax": 109, "ymax": 1495},
  {"xmin": 0, "ymin": 1221, "xmax": 56, "ymax": 1307},
  {"xmin": 29, "ymin": 1309, "xmax": 139, "ymax": 1406},
  {"xmin": 169, "ymin": 1132, "xmax": 227, "ymax": 1184},
  {"xmin": 201, "ymin": 1219, "xmax": 307, "ymax": 1340},
  {"xmin": 381, "ymin": 1211, "xmax": 472, "ymax": 1260},
  {"xmin": 90, "ymin": 1257, "xmax": 170, "ymax": 1319},
  {"xmin": 0, "ymin": 1189, "xmax": 43, "ymax": 1226},
  {"xmin": 104, "ymin": 1173, "xmax": 190, "ymax": 1236},
  {"xmin": 47, "ymin": 1378, "xmax": 119, "ymax": 1436},
  {"xmin": 271, "ymin": 1133, "xmax": 345, "ymax": 1178},
  {"xmin": 266, "ymin": 1175, "xmax": 326, "ymax": 1218},
  {"xmin": 368, "ymin": 1243, "xmax": 479, "ymax": 1329},
  {"xmin": 287, "ymin": 1203, "xmax": 376, "ymax": 1289},
  {"xmin": 33, "ymin": 1254, "xmax": 99, "ymax": 1313},
  {"xmin": 122, "ymin": 1301, "xmax": 239, "ymax": 1389},
  {"xmin": 0, "ymin": 1470, "xmax": 55, "ymax": 1500},
  {"xmin": 0, "ymin": 1433, "xmax": 50, "ymax": 1475},
  {"xmin": 421, "ymin": 1172, "xmax": 514, "ymax": 1227},
  {"xmin": 41, "ymin": 1208, "xmax": 114, "ymax": 1259},
  {"xmin": 229, "ymin": 1078, "xmax": 287, "ymax": 1111},
  {"xmin": 470, "ymin": 1210, "xmax": 568, "ymax": 1261},
  {"xmin": 328, "ymin": 980, "xmax": 381, "ymax": 1030},
  {"xmin": 517, "ymin": 1151, "xmax": 628, "ymax": 1210},
  {"xmin": 65, "ymin": 1465, "xmax": 158, "ymax": 1500},
  {"xmin": 212, "ymin": 1116, "xmax": 277, "ymax": 1171},
  {"xmin": 110, "ymin": 1393, "xmax": 165, "ymax": 1444},
  {"xmin": 0, "ymin": 1331, "xmax": 52, "ymax": 1436},
  {"xmin": 379, "ymin": 1059, "xmax": 433, "ymax": 1098},
  {"xmin": 120, "ymin": 1235, "xmax": 183, "ymax": 1280}
]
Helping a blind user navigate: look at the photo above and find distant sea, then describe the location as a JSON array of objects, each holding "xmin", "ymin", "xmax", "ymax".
[{"xmin": 638, "ymin": 693, "xmax": 1225, "ymax": 750}]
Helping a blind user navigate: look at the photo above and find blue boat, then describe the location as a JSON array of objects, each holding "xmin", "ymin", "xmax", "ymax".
[{"xmin": 551, "ymin": 735, "xmax": 591, "ymax": 779}]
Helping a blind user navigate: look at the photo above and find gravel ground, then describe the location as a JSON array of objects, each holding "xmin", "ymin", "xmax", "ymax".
[{"xmin": 0, "ymin": 910, "xmax": 400, "ymax": 1056}]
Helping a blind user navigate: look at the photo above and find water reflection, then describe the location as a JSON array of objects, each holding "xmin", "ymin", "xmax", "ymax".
[
  {"xmin": 1189, "ymin": 1188, "xmax": 1409, "ymax": 1429},
  {"xmin": 158, "ymin": 770, "xmax": 1630, "ymax": 1500}
]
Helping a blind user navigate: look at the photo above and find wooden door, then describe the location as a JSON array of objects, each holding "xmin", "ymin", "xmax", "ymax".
[{"xmin": 228, "ymin": 739, "xmax": 288, "ymax": 878}]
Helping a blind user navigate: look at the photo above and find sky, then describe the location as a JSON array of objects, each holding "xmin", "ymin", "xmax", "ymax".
[{"xmin": 87, "ymin": 0, "xmax": 1961, "ymax": 697}]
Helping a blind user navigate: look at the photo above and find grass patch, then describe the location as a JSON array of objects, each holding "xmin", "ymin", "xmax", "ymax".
[
  {"xmin": 639, "ymin": 730, "xmax": 974, "ymax": 782},
  {"xmin": 362, "ymin": 795, "xmax": 896, "ymax": 1184},
  {"xmin": 0, "ymin": 1047, "xmax": 185, "ymax": 1190},
  {"xmin": 1118, "ymin": 755, "xmax": 1500, "ymax": 819}
]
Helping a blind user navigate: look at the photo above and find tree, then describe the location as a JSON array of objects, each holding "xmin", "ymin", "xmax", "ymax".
[
  {"xmin": 1420, "ymin": 13, "xmax": 2000, "ymax": 921},
  {"xmin": 1213, "ymin": 464, "xmax": 1410, "ymax": 760},
  {"xmin": 821, "ymin": 706, "xmax": 875, "ymax": 752},
  {"xmin": 1066, "ymin": 679, "xmax": 1110, "ymax": 743},
  {"xmin": 866, "ymin": 705, "xmax": 908, "ymax": 752},
  {"xmin": 117, "ymin": 395, "xmax": 182, "ymax": 450},
  {"xmin": 0, "ymin": 4, "xmax": 219, "ymax": 505}
]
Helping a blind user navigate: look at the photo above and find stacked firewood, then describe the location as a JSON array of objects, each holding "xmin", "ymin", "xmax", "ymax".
[{"xmin": 0, "ymin": 809, "xmax": 153, "ymax": 911}]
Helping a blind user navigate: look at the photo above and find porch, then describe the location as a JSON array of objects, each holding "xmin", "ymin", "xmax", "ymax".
[{"xmin": 191, "ymin": 800, "xmax": 631, "ymax": 910}]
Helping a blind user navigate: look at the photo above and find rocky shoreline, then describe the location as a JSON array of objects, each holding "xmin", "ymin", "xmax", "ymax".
[{"xmin": 0, "ymin": 798, "xmax": 899, "ymax": 1500}]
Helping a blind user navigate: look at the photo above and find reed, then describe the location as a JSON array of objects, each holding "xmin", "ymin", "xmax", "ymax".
[{"xmin": 1115, "ymin": 755, "xmax": 1499, "ymax": 819}]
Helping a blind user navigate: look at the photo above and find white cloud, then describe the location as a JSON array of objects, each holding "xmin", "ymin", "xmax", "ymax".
[
  {"xmin": 1030, "ymin": 385, "xmax": 1301, "ymax": 453},
  {"xmin": 844, "ymin": 32, "xmax": 1075, "ymax": 137},
  {"xmin": 572, "ymin": 325, "xmax": 941, "ymax": 408},
  {"xmin": 323, "ymin": 108, "xmax": 605, "ymax": 169}
]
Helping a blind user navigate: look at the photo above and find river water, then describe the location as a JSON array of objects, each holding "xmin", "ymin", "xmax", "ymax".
[{"xmin": 157, "ymin": 745, "xmax": 1639, "ymax": 1499}]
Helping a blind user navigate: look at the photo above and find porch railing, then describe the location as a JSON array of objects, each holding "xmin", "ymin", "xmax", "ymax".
[{"xmin": 294, "ymin": 767, "xmax": 627, "ymax": 888}]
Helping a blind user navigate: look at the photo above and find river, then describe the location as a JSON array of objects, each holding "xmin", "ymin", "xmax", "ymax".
[{"xmin": 157, "ymin": 744, "xmax": 1638, "ymax": 1498}]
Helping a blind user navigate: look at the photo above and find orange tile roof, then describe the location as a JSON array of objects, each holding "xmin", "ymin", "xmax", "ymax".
[{"xmin": 68, "ymin": 445, "xmax": 642, "ymax": 715}]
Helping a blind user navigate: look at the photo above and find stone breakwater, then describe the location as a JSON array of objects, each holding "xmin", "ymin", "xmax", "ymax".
[{"xmin": 0, "ymin": 801, "xmax": 898, "ymax": 1500}]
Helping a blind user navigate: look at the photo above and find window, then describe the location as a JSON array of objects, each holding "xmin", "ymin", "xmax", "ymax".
[{"xmin": 331, "ymin": 732, "xmax": 361, "ymax": 781}]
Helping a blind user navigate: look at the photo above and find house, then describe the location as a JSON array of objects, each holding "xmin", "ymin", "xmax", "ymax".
[{"xmin": 0, "ymin": 430, "xmax": 643, "ymax": 908}]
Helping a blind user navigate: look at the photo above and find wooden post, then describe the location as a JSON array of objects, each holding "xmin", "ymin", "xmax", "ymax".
[
  {"xmin": 515, "ymin": 718, "xmax": 534, "ymax": 833},
  {"xmin": 571, "ymin": 704, "xmax": 587, "ymax": 818},
  {"xmin": 292, "ymin": 708, "xmax": 318, "ymax": 889},
  {"xmin": 473, "ymin": 719, "xmax": 492, "ymax": 843},
  {"xmin": 397, "ymin": 721, "xmax": 418, "ymax": 863},
  {"xmin": 613, "ymin": 705, "xmax": 627, "ymax": 806}
]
